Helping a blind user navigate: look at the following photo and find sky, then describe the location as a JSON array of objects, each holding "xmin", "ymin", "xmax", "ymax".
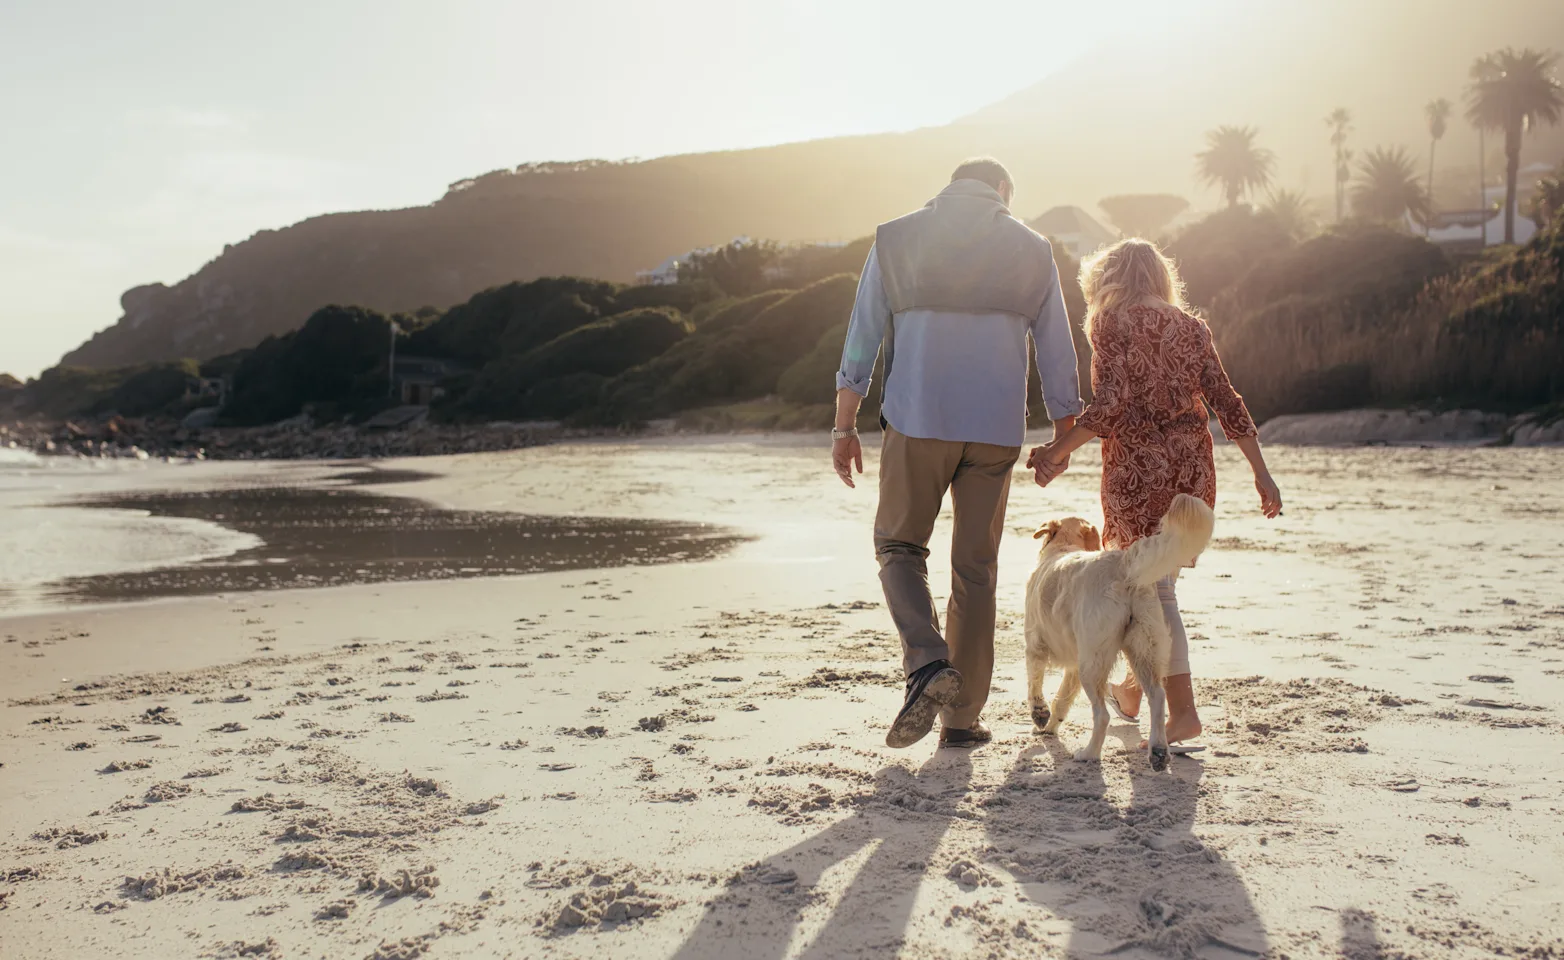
[{"xmin": 0, "ymin": 0, "xmax": 1235, "ymax": 380}]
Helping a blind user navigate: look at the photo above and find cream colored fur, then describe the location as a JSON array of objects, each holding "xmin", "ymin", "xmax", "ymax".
[{"xmin": 1023, "ymin": 494, "xmax": 1215, "ymax": 770}]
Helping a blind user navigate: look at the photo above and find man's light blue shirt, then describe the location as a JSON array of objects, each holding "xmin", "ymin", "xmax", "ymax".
[{"xmin": 835, "ymin": 244, "xmax": 1083, "ymax": 448}]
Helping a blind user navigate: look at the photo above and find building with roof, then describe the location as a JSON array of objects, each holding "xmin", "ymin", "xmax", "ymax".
[
  {"xmin": 1025, "ymin": 206, "xmax": 1117, "ymax": 259},
  {"xmin": 634, "ymin": 236, "xmax": 758, "ymax": 285},
  {"xmin": 392, "ymin": 356, "xmax": 467, "ymax": 406},
  {"xmin": 1410, "ymin": 208, "xmax": 1537, "ymax": 251},
  {"xmin": 634, "ymin": 254, "xmax": 684, "ymax": 286}
]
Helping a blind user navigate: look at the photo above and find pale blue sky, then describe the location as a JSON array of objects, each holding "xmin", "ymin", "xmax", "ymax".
[{"xmin": 1, "ymin": 0, "xmax": 1214, "ymax": 378}]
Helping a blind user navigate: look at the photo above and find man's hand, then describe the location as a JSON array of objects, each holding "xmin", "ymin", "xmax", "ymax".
[
  {"xmin": 833, "ymin": 435, "xmax": 864, "ymax": 488},
  {"xmin": 831, "ymin": 387, "xmax": 866, "ymax": 488},
  {"xmin": 1026, "ymin": 444, "xmax": 1069, "ymax": 487},
  {"xmin": 1033, "ymin": 457, "xmax": 1066, "ymax": 487}
]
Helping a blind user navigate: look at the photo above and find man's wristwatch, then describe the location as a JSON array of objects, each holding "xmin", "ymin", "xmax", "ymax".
[{"xmin": 831, "ymin": 427, "xmax": 859, "ymax": 441}]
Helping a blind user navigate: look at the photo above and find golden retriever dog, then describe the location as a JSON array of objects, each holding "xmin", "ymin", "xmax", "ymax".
[{"xmin": 1023, "ymin": 494, "xmax": 1215, "ymax": 771}]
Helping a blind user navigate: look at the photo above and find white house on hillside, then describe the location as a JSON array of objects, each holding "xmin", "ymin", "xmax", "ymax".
[
  {"xmin": 1416, "ymin": 162, "xmax": 1550, "ymax": 248},
  {"xmin": 635, "ymin": 236, "xmax": 757, "ymax": 285},
  {"xmin": 635, "ymin": 254, "xmax": 684, "ymax": 285},
  {"xmin": 1026, "ymin": 206, "xmax": 1117, "ymax": 259},
  {"xmin": 1412, "ymin": 209, "xmax": 1537, "ymax": 249}
]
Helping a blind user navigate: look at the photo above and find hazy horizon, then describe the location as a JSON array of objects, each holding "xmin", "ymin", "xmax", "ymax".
[{"xmin": 4, "ymin": 0, "xmax": 1563, "ymax": 380}]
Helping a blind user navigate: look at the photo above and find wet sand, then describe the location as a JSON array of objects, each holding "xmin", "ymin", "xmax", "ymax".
[
  {"xmin": 43, "ymin": 466, "xmax": 743, "ymax": 606},
  {"xmin": 2, "ymin": 437, "xmax": 1563, "ymax": 960}
]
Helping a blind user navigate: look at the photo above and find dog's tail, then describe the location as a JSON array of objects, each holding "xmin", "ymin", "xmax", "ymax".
[{"xmin": 1121, "ymin": 494, "xmax": 1215, "ymax": 588}]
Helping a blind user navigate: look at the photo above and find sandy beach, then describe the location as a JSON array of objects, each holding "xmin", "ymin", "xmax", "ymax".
[{"xmin": 3, "ymin": 436, "xmax": 1563, "ymax": 959}]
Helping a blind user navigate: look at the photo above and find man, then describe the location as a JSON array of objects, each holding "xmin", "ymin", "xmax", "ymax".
[{"xmin": 832, "ymin": 157, "xmax": 1082, "ymax": 750}]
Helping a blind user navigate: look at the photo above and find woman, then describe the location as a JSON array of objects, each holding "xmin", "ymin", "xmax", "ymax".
[{"xmin": 1030, "ymin": 238, "xmax": 1282, "ymax": 749}]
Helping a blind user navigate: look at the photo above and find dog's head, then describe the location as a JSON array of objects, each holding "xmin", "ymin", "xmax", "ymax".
[{"xmin": 1032, "ymin": 517, "xmax": 1102, "ymax": 552}]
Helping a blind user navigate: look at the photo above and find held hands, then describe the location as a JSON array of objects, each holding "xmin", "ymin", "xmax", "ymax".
[
  {"xmin": 833, "ymin": 435, "xmax": 864, "ymax": 488},
  {"xmin": 1025, "ymin": 443, "xmax": 1070, "ymax": 487}
]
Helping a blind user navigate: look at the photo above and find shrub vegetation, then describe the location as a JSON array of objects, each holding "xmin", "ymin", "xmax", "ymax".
[
  {"xmin": 456, "ymin": 307, "xmax": 692, "ymax": 419},
  {"xmin": 16, "ymin": 360, "xmax": 199, "ymax": 420},
  {"xmin": 21, "ymin": 205, "xmax": 1564, "ymax": 431},
  {"xmin": 1166, "ymin": 206, "xmax": 1295, "ymax": 308},
  {"xmin": 1381, "ymin": 211, "xmax": 1564, "ymax": 409},
  {"xmin": 1203, "ymin": 226, "xmax": 1451, "ymax": 419},
  {"xmin": 224, "ymin": 306, "xmax": 397, "ymax": 425}
]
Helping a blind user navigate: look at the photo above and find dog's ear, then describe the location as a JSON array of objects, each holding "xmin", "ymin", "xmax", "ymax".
[
  {"xmin": 1084, "ymin": 524, "xmax": 1102, "ymax": 552},
  {"xmin": 1032, "ymin": 520, "xmax": 1060, "ymax": 541}
]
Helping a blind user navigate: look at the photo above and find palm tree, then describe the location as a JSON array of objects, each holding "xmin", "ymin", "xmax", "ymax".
[
  {"xmin": 1469, "ymin": 55, "xmax": 1500, "ymax": 228},
  {"xmin": 1465, "ymin": 47, "xmax": 1564, "ymax": 243},
  {"xmin": 1197, "ymin": 125, "xmax": 1276, "ymax": 208},
  {"xmin": 1262, "ymin": 188, "xmax": 1318, "ymax": 241},
  {"xmin": 1326, "ymin": 108, "xmax": 1353, "ymax": 222},
  {"xmin": 1351, "ymin": 147, "xmax": 1431, "ymax": 227},
  {"xmin": 1423, "ymin": 98, "xmax": 1452, "ymax": 234}
]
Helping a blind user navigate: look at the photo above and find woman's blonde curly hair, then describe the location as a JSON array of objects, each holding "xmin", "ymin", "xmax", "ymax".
[{"xmin": 1078, "ymin": 238, "xmax": 1191, "ymax": 336}]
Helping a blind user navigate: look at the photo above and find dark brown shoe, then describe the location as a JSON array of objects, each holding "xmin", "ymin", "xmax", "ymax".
[
  {"xmin": 885, "ymin": 660, "xmax": 962, "ymax": 749},
  {"xmin": 939, "ymin": 720, "xmax": 992, "ymax": 748}
]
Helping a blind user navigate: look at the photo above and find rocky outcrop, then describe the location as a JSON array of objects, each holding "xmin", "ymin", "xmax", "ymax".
[
  {"xmin": 1510, "ymin": 412, "xmax": 1564, "ymax": 446},
  {"xmin": 60, "ymin": 211, "xmax": 432, "ymax": 369},
  {"xmin": 1, "ymin": 416, "xmax": 570, "ymax": 461},
  {"xmin": 119, "ymin": 283, "xmax": 172, "ymax": 330},
  {"xmin": 1258, "ymin": 408, "xmax": 1562, "ymax": 447}
]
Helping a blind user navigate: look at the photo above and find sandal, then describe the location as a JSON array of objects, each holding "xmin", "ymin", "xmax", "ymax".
[{"xmin": 1106, "ymin": 682, "xmax": 1140, "ymax": 723}]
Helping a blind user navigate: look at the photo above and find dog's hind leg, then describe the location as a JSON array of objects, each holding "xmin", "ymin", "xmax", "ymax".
[
  {"xmin": 1074, "ymin": 644, "xmax": 1114, "ymax": 762},
  {"xmin": 1126, "ymin": 595, "xmax": 1173, "ymax": 771},
  {"xmin": 1042, "ymin": 668, "xmax": 1078, "ymax": 736},
  {"xmin": 1125, "ymin": 650, "xmax": 1169, "ymax": 771},
  {"xmin": 1024, "ymin": 629, "xmax": 1052, "ymax": 731}
]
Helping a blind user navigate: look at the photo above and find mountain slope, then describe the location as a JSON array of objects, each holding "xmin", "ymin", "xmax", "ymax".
[{"xmin": 59, "ymin": 0, "xmax": 1564, "ymax": 369}]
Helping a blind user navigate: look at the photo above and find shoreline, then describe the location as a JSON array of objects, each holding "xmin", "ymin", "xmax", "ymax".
[
  {"xmin": 6, "ymin": 403, "xmax": 1564, "ymax": 468},
  {"xmin": 3, "ymin": 439, "xmax": 1563, "ymax": 959},
  {"xmin": 1, "ymin": 460, "xmax": 744, "ymax": 621}
]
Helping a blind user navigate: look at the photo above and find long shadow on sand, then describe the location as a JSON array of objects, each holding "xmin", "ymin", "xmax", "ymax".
[
  {"xmin": 667, "ymin": 727, "xmax": 1266, "ymax": 959},
  {"xmin": 983, "ymin": 729, "xmax": 1269, "ymax": 958},
  {"xmin": 668, "ymin": 752, "xmax": 974, "ymax": 960},
  {"xmin": 1339, "ymin": 907, "xmax": 1387, "ymax": 959}
]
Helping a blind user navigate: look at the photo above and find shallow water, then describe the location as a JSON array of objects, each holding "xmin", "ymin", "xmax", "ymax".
[
  {"xmin": 2, "ymin": 461, "xmax": 744, "ymax": 613},
  {"xmin": 1, "ymin": 453, "xmax": 265, "ymax": 611}
]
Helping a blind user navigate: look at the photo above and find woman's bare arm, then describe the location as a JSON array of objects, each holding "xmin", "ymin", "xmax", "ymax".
[{"xmin": 1234, "ymin": 434, "xmax": 1282, "ymax": 518}]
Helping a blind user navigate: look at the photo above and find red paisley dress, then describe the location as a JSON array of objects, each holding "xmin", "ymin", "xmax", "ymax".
[{"xmin": 1075, "ymin": 303, "xmax": 1258, "ymax": 549}]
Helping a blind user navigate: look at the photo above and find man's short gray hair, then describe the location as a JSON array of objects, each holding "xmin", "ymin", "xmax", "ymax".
[{"xmin": 950, "ymin": 157, "xmax": 1012, "ymax": 193}]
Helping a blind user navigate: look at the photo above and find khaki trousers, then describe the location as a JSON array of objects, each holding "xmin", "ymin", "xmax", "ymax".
[{"xmin": 874, "ymin": 426, "xmax": 1019, "ymax": 729}]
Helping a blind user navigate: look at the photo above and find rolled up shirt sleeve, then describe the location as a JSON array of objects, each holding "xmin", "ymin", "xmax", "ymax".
[
  {"xmin": 835, "ymin": 244, "xmax": 890, "ymax": 396},
  {"xmin": 1029, "ymin": 248, "xmax": 1084, "ymax": 421}
]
